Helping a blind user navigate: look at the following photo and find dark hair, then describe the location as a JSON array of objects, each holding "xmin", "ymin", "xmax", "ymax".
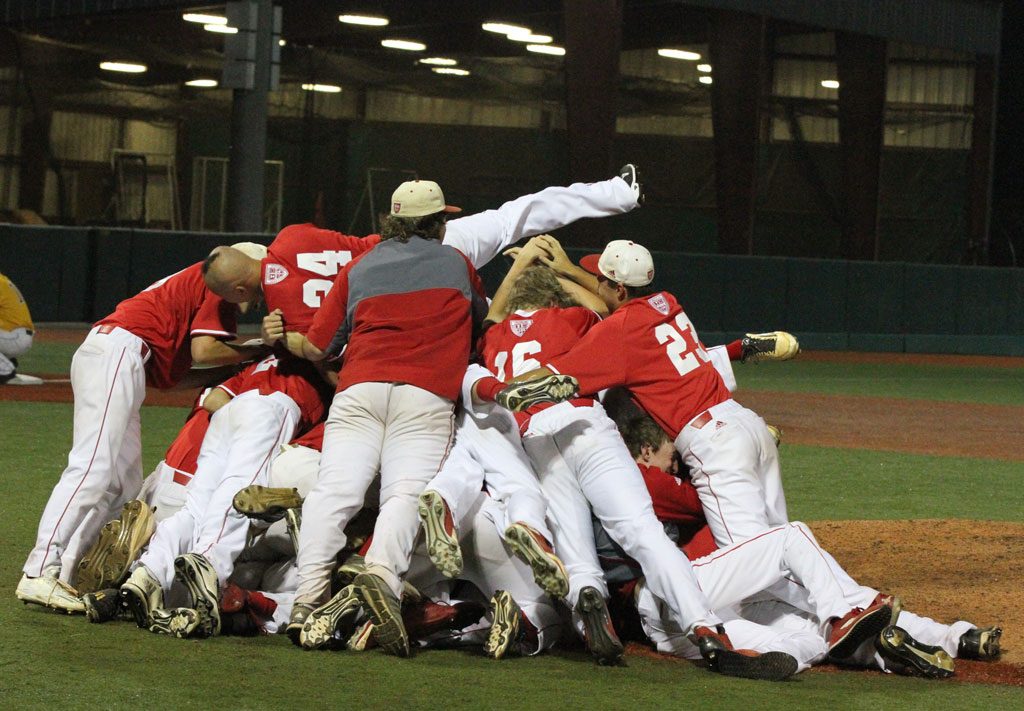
[
  {"xmin": 507, "ymin": 265, "xmax": 577, "ymax": 311},
  {"xmin": 624, "ymin": 282, "xmax": 656, "ymax": 299},
  {"xmin": 619, "ymin": 414, "xmax": 671, "ymax": 459},
  {"xmin": 201, "ymin": 250, "xmax": 221, "ymax": 274},
  {"xmin": 380, "ymin": 212, "xmax": 446, "ymax": 243}
]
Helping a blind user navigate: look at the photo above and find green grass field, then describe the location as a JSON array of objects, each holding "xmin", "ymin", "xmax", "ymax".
[{"xmin": 1, "ymin": 336, "xmax": 1022, "ymax": 708}]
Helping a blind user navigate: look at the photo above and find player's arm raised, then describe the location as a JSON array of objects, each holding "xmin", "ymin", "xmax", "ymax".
[{"xmin": 487, "ymin": 237, "xmax": 553, "ymax": 323}]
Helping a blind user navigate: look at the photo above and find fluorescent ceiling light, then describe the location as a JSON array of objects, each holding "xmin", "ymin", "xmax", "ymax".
[
  {"xmin": 302, "ymin": 83, "xmax": 342, "ymax": 93},
  {"xmin": 185, "ymin": 78, "xmax": 218, "ymax": 87},
  {"xmin": 821, "ymin": 79, "xmax": 840, "ymax": 89},
  {"xmin": 526, "ymin": 44, "xmax": 565, "ymax": 56},
  {"xmin": 205, "ymin": 24, "xmax": 238, "ymax": 34},
  {"xmin": 698, "ymin": 75, "xmax": 713, "ymax": 85},
  {"xmin": 339, "ymin": 14, "xmax": 389, "ymax": 26},
  {"xmin": 419, "ymin": 57, "xmax": 458, "ymax": 66},
  {"xmin": 658, "ymin": 48, "xmax": 701, "ymax": 61},
  {"xmin": 432, "ymin": 67, "xmax": 470, "ymax": 76},
  {"xmin": 99, "ymin": 61, "xmax": 147, "ymax": 73},
  {"xmin": 507, "ymin": 31, "xmax": 552, "ymax": 44},
  {"xmin": 183, "ymin": 13, "xmax": 226, "ymax": 25},
  {"xmin": 482, "ymin": 22, "xmax": 531, "ymax": 35},
  {"xmin": 381, "ymin": 39, "xmax": 426, "ymax": 51},
  {"xmin": 696, "ymin": 63, "xmax": 712, "ymax": 73}
]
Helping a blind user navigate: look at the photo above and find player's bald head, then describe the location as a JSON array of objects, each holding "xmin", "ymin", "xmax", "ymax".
[{"xmin": 203, "ymin": 246, "xmax": 262, "ymax": 304}]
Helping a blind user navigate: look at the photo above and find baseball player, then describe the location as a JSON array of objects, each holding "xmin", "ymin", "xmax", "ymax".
[
  {"xmin": 277, "ymin": 179, "xmax": 487, "ymax": 657},
  {"xmin": 469, "ymin": 258, "xmax": 784, "ymax": 675},
  {"xmin": 0, "ymin": 271, "xmax": 42, "ymax": 385},
  {"xmin": 17, "ymin": 251, "xmax": 263, "ymax": 614},
  {"xmin": 120, "ymin": 353, "xmax": 329, "ymax": 637}
]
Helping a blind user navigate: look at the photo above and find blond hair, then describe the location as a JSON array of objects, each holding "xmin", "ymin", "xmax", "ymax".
[{"xmin": 506, "ymin": 265, "xmax": 577, "ymax": 311}]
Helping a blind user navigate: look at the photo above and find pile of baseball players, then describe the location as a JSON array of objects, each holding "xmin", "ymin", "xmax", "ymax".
[{"xmin": 15, "ymin": 167, "xmax": 1001, "ymax": 681}]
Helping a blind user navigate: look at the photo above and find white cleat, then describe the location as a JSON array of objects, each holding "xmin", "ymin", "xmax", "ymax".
[
  {"xmin": 5, "ymin": 373, "xmax": 44, "ymax": 385},
  {"xmin": 16, "ymin": 573, "xmax": 85, "ymax": 613},
  {"xmin": 120, "ymin": 565, "xmax": 164, "ymax": 628}
]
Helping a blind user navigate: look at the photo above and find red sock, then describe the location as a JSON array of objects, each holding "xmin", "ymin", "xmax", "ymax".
[
  {"xmin": 246, "ymin": 590, "xmax": 278, "ymax": 618},
  {"xmin": 474, "ymin": 376, "xmax": 504, "ymax": 402},
  {"xmin": 725, "ymin": 339, "xmax": 743, "ymax": 361}
]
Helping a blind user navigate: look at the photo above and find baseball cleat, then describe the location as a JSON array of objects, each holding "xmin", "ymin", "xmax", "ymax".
[
  {"xmin": 575, "ymin": 586, "xmax": 624, "ymax": 666},
  {"xmin": 353, "ymin": 571, "xmax": 410, "ymax": 657},
  {"xmin": 766, "ymin": 424, "xmax": 782, "ymax": 448},
  {"xmin": 333, "ymin": 554, "xmax": 367, "ymax": 592},
  {"xmin": 3, "ymin": 373, "xmax": 43, "ymax": 385},
  {"xmin": 174, "ymin": 553, "xmax": 221, "ymax": 637},
  {"xmin": 418, "ymin": 490, "xmax": 463, "ymax": 578},
  {"xmin": 692, "ymin": 625, "xmax": 798, "ymax": 681},
  {"xmin": 828, "ymin": 601, "xmax": 893, "ymax": 660},
  {"xmin": 496, "ymin": 374, "xmax": 579, "ymax": 412},
  {"xmin": 618, "ymin": 163, "xmax": 644, "ymax": 205},
  {"xmin": 870, "ymin": 592, "xmax": 903, "ymax": 626},
  {"xmin": 82, "ymin": 588, "xmax": 125, "ymax": 623},
  {"xmin": 232, "ymin": 485, "xmax": 303, "ymax": 523},
  {"xmin": 16, "ymin": 573, "xmax": 85, "ymax": 614},
  {"xmin": 876, "ymin": 625, "xmax": 954, "ymax": 678},
  {"xmin": 958, "ymin": 626, "xmax": 1001, "ymax": 660},
  {"xmin": 287, "ymin": 602, "xmax": 315, "ymax": 646},
  {"xmin": 149, "ymin": 607, "xmax": 202, "ymax": 638},
  {"xmin": 76, "ymin": 499, "xmax": 156, "ymax": 594},
  {"xmin": 503, "ymin": 522, "xmax": 570, "ymax": 599},
  {"xmin": 120, "ymin": 565, "xmax": 164, "ymax": 627},
  {"xmin": 740, "ymin": 332, "xmax": 800, "ymax": 363},
  {"xmin": 300, "ymin": 585, "xmax": 362, "ymax": 650},
  {"xmin": 484, "ymin": 590, "xmax": 522, "ymax": 660}
]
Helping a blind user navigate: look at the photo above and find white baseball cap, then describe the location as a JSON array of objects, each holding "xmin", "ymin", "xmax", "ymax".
[
  {"xmin": 579, "ymin": 240, "xmax": 654, "ymax": 287},
  {"xmin": 390, "ymin": 180, "xmax": 461, "ymax": 218},
  {"xmin": 230, "ymin": 241, "xmax": 268, "ymax": 261}
]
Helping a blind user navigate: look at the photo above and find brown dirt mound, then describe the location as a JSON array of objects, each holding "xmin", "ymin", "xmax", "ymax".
[{"xmin": 736, "ymin": 390, "xmax": 1024, "ymax": 461}]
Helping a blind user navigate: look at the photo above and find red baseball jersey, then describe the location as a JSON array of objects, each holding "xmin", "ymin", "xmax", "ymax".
[
  {"xmin": 262, "ymin": 224, "xmax": 382, "ymax": 333},
  {"xmin": 290, "ymin": 421, "xmax": 324, "ymax": 451},
  {"xmin": 96, "ymin": 263, "xmax": 237, "ymax": 389},
  {"xmin": 216, "ymin": 354, "xmax": 331, "ymax": 431},
  {"xmin": 547, "ymin": 291, "xmax": 730, "ymax": 439},
  {"xmin": 307, "ymin": 236, "xmax": 487, "ymax": 401},
  {"xmin": 163, "ymin": 406, "xmax": 211, "ymax": 486}
]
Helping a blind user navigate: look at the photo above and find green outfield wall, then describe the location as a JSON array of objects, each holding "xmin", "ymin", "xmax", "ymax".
[{"xmin": 2, "ymin": 225, "xmax": 1021, "ymax": 355}]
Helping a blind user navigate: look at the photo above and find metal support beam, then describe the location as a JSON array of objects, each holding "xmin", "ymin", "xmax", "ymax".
[
  {"xmin": 836, "ymin": 32, "xmax": 887, "ymax": 261},
  {"xmin": 967, "ymin": 55, "xmax": 997, "ymax": 265},
  {"xmin": 563, "ymin": 0, "xmax": 621, "ymax": 185},
  {"xmin": 708, "ymin": 10, "xmax": 764, "ymax": 255},
  {"xmin": 226, "ymin": 0, "xmax": 273, "ymax": 233}
]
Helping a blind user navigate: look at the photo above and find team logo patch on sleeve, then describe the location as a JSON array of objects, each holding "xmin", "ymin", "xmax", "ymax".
[
  {"xmin": 510, "ymin": 319, "xmax": 533, "ymax": 337},
  {"xmin": 265, "ymin": 264, "xmax": 289, "ymax": 284},
  {"xmin": 647, "ymin": 294, "xmax": 670, "ymax": 315}
]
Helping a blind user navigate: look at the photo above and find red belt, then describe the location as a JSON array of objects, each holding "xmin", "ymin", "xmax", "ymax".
[
  {"xmin": 97, "ymin": 324, "xmax": 151, "ymax": 360},
  {"xmin": 687, "ymin": 409, "xmax": 713, "ymax": 430}
]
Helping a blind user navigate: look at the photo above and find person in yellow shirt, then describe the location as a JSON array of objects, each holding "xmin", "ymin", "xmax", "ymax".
[{"xmin": 0, "ymin": 272, "xmax": 42, "ymax": 385}]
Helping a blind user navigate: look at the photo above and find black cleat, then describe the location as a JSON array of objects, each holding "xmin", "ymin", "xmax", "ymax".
[
  {"xmin": 958, "ymin": 626, "xmax": 1001, "ymax": 660},
  {"xmin": 575, "ymin": 586, "xmax": 624, "ymax": 666},
  {"xmin": 876, "ymin": 625, "xmax": 954, "ymax": 678},
  {"xmin": 495, "ymin": 374, "xmax": 578, "ymax": 413}
]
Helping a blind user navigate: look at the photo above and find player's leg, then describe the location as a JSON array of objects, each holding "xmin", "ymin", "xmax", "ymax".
[
  {"xmin": 139, "ymin": 461, "xmax": 189, "ymax": 522},
  {"xmin": 190, "ymin": 392, "xmax": 300, "ymax": 585},
  {"xmin": 365, "ymin": 384, "xmax": 455, "ymax": 596},
  {"xmin": 675, "ymin": 400, "xmax": 785, "ymax": 547},
  {"xmin": 268, "ymin": 443, "xmax": 321, "ymax": 497},
  {"xmin": 21, "ymin": 329, "xmax": 146, "ymax": 581},
  {"xmin": 442, "ymin": 176, "xmax": 640, "ymax": 268},
  {"xmin": 294, "ymin": 383, "xmax": 386, "ymax": 608},
  {"xmin": 418, "ymin": 437, "xmax": 478, "ymax": 578},
  {"xmin": 560, "ymin": 412, "xmax": 721, "ymax": 635}
]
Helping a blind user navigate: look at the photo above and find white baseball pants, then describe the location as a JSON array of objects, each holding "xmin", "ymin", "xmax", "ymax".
[
  {"xmin": 443, "ymin": 177, "xmax": 639, "ymax": 269},
  {"xmin": 24, "ymin": 326, "xmax": 147, "ymax": 578},
  {"xmin": 294, "ymin": 382, "xmax": 455, "ymax": 605},
  {"xmin": 138, "ymin": 390, "xmax": 299, "ymax": 590},
  {"xmin": 675, "ymin": 398, "xmax": 788, "ymax": 547},
  {"xmin": 138, "ymin": 460, "xmax": 189, "ymax": 522},
  {"xmin": 0, "ymin": 326, "xmax": 33, "ymax": 375},
  {"xmin": 427, "ymin": 406, "xmax": 552, "ymax": 543},
  {"xmin": 406, "ymin": 491, "xmax": 562, "ymax": 653},
  {"xmin": 524, "ymin": 402, "xmax": 721, "ymax": 635}
]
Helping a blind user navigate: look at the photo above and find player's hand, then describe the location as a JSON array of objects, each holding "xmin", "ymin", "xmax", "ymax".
[
  {"xmin": 261, "ymin": 309, "xmax": 285, "ymax": 345},
  {"xmin": 534, "ymin": 235, "xmax": 574, "ymax": 276}
]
